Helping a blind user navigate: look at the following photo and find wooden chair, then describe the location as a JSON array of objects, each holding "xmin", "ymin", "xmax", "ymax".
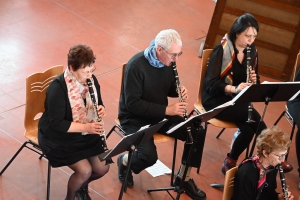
[
  {"xmin": 194, "ymin": 49, "xmax": 238, "ymax": 139},
  {"xmin": 222, "ymin": 166, "xmax": 238, "ymax": 200},
  {"xmin": 273, "ymin": 52, "xmax": 300, "ymax": 160},
  {"xmin": 115, "ymin": 63, "xmax": 178, "ymax": 185},
  {"xmin": 0, "ymin": 65, "xmax": 64, "ymax": 200}
]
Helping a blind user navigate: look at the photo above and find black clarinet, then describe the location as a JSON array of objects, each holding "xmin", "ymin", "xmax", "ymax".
[
  {"xmin": 172, "ymin": 62, "xmax": 193, "ymax": 144},
  {"xmin": 246, "ymin": 45, "xmax": 255, "ymax": 123},
  {"xmin": 277, "ymin": 164, "xmax": 289, "ymax": 200},
  {"xmin": 86, "ymin": 78, "xmax": 114, "ymax": 165}
]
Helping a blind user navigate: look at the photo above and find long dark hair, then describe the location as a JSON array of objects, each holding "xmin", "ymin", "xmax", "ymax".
[{"xmin": 228, "ymin": 13, "xmax": 259, "ymax": 42}]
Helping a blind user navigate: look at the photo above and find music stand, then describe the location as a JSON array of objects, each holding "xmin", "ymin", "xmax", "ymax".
[
  {"xmin": 210, "ymin": 82, "xmax": 300, "ymax": 189},
  {"xmin": 147, "ymin": 105, "xmax": 230, "ymax": 200},
  {"xmin": 232, "ymin": 82, "xmax": 300, "ymax": 156},
  {"xmin": 98, "ymin": 119, "xmax": 168, "ymax": 200}
]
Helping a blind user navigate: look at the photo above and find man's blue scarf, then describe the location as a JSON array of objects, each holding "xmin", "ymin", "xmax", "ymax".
[{"xmin": 144, "ymin": 40, "xmax": 164, "ymax": 68}]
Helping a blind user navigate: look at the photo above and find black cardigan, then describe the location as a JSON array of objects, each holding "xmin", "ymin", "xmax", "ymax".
[{"xmin": 38, "ymin": 73, "xmax": 103, "ymax": 142}]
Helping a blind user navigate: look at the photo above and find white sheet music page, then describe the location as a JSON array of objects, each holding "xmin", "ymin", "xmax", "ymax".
[{"xmin": 145, "ymin": 159, "xmax": 172, "ymax": 177}]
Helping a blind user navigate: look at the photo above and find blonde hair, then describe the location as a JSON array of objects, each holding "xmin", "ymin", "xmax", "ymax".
[{"xmin": 256, "ymin": 126, "xmax": 291, "ymax": 156}]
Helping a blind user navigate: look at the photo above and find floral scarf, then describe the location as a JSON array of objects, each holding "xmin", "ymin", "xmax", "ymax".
[{"xmin": 64, "ymin": 68, "xmax": 98, "ymax": 134}]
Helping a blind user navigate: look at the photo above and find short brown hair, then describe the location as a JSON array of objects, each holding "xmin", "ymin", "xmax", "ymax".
[
  {"xmin": 67, "ymin": 44, "xmax": 96, "ymax": 71},
  {"xmin": 256, "ymin": 126, "xmax": 291, "ymax": 156}
]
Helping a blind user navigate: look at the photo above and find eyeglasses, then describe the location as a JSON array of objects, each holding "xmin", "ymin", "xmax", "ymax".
[
  {"xmin": 80, "ymin": 66, "xmax": 96, "ymax": 75},
  {"xmin": 271, "ymin": 151, "xmax": 288, "ymax": 160},
  {"xmin": 161, "ymin": 47, "xmax": 183, "ymax": 59}
]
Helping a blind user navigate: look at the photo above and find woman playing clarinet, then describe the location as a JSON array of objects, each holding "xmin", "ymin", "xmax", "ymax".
[
  {"xmin": 202, "ymin": 13, "xmax": 267, "ymax": 174},
  {"xmin": 38, "ymin": 44, "xmax": 109, "ymax": 200},
  {"xmin": 233, "ymin": 126, "xmax": 294, "ymax": 200}
]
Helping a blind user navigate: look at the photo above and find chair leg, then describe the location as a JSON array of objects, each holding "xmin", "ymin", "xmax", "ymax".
[
  {"xmin": 47, "ymin": 161, "xmax": 51, "ymax": 200},
  {"xmin": 273, "ymin": 110, "xmax": 286, "ymax": 126},
  {"xmin": 170, "ymin": 139, "xmax": 177, "ymax": 186},
  {"xmin": 216, "ymin": 128, "xmax": 226, "ymax": 139},
  {"xmin": 0, "ymin": 141, "xmax": 29, "ymax": 175}
]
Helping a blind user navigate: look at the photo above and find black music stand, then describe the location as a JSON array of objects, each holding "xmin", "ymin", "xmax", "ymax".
[
  {"xmin": 147, "ymin": 106, "xmax": 230, "ymax": 200},
  {"xmin": 232, "ymin": 82, "xmax": 300, "ymax": 156},
  {"xmin": 98, "ymin": 119, "xmax": 168, "ymax": 200},
  {"xmin": 210, "ymin": 81, "xmax": 300, "ymax": 189}
]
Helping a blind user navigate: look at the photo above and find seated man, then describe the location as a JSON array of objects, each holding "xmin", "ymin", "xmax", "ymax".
[
  {"xmin": 233, "ymin": 126, "xmax": 294, "ymax": 200},
  {"xmin": 117, "ymin": 29, "xmax": 206, "ymax": 200}
]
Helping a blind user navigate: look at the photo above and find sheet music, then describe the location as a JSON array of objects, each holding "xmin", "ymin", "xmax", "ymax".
[
  {"xmin": 231, "ymin": 85, "xmax": 251, "ymax": 103},
  {"xmin": 262, "ymin": 81, "xmax": 300, "ymax": 84},
  {"xmin": 145, "ymin": 159, "xmax": 172, "ymax": 177},
  {"xmin": 289, "ymin": 90, "xmax": 300, "ymax": 101}
]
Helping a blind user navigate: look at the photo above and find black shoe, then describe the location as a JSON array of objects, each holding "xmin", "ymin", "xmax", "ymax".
[
  {"xmin": 174, "ymin": 176, "xmax": 206, "ymax": 200},
  {"xmin": 117, "ymin": 154, "xmax": 134, "ymax": 188},
  {"xmin": 75, "ymin": 185, "xmax": 91, "ymax": 200}
]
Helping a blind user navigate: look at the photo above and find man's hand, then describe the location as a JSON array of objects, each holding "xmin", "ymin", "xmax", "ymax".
[{"xmin": 166, "ymin": 102, "xmax": 188, "ymax": 117}]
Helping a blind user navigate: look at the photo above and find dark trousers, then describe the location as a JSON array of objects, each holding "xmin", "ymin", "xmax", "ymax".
[
  {"xmin": 205, "ymin": 100, "xmax": 267, "ymax": 160},
  {"xmin": 287, "ymin": 99, "xmax": 300, "ymax": 174},
  {"xmin": 120, "ymin": 115, "xmax": 205, "ymax": 174}
]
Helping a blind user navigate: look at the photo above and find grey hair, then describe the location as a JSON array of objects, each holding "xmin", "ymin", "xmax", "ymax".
[{"xmin": 155, "ymin": 29, "xmax": 182, "ymax": 50}]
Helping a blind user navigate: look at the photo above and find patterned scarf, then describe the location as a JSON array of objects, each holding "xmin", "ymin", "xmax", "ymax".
[
  {"xmin": 64, "ymin": 68, "xmax": 98, "ymax": 135},
  {"xmin": 220, "ymin": 33, "xmax": 235, "ymax": 85},
  {"xmin": 144, "ymin": 40, "xmax": 165, "ymax": 68},
  {"xmin": 240, "ymin": 154, "xmax": 274, "ymax": 200}
]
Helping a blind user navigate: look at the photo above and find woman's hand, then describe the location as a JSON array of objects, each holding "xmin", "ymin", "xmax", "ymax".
[
  {"xmin": 236, "ymin": 82, "xmax": 252, "ymax": 93},
  {"xmin": 278, "ymin": 191, "xmax": 294, "ymax": 200},
  {"xmin": 166, "ymin": 102, "xmax": 188, "ymax": 117},
  {"xmin": 180, "ymin": 86, "xmax": 188, "ymax": 101},
  {"xmin": 85, "ymin": 121, "xmax": 104, "ymax": 134},
  {"xmin": 249, "ymin": 70, "xmax": 257, "ymax": 84},
  {"xmin": 97, "ymin": 105, "xmax": 106, "ymax": 118}
]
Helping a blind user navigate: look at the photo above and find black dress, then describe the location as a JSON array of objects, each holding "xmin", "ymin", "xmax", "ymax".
[{"xmin": 38, "ymin": 73, "xmax": 104, "ymax": 167}]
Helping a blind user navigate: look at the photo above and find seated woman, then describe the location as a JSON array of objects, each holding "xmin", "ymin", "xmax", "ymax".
[
  {"xmin": 233, "ymin": 126, "xmax": 294, "ymax": 200},
  {"xmin": 202, "ymin": 13, "xmax": 267, "ymax": 174},
  {"xmin": 38, "ymin": 44, "xmax": 109, "ymax": 200}
]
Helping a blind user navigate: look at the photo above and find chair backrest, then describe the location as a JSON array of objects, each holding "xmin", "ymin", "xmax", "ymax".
[
  {"xmin": 24, "ymin": 65, "xmax": 64, "ymax": 143},
  {"xmin": 222, "ymin": 166, "xmax": 238, "ymax": 200},
  {"xmin": 194, "ymin": 49, "xmax": 213, "ymax": 114},
  {"xmin": 291, "ymin": 53, "xmax": 300, "ymax": 81}
]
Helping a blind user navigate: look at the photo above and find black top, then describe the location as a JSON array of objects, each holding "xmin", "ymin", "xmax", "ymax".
[
  {"xmin": 118, "ymin": 51, "xmax": 178, "ymax": 127},
  {"xmin": 233, "ymin": 161, "xmax": 279, "ymax": 200},
  {"xmin": 202, "ymin": 43, "xmax": 260, "ymax": 110},
  {"xmin": 38, "ymin": 73, "xmax": 103, "ymax": 142}
]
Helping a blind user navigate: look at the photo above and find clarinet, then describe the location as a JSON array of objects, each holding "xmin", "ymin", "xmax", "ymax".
[
  {"xmin": 277, "ymin": 164, "xmax": 289, "ymax": 200},
  {"xmin": 246, "ymin": 45, "xmax": 255, "ymax": 123},
  {"xmin": 86, "ymin": 78, "xmax": 114, "ymax": 165},
  {"xmin": 172, "ymin": 62, "xmax": 193, "ymax": 144}
]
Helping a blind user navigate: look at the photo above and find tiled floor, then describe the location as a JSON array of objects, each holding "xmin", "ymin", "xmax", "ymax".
[{"xmin": 0, "ymin": 0, "xmax": 299, "ymax": 199}]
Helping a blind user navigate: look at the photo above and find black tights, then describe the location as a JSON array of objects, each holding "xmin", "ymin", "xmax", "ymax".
[{"xmin": 65, "ymin": 156, "xmax": 109, "ymax": 200}]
